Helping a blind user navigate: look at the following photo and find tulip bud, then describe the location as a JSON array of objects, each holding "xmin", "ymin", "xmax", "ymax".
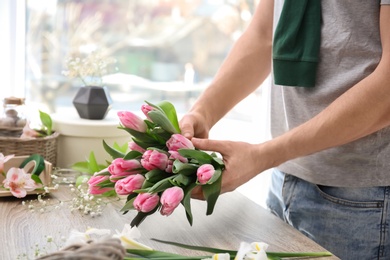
[
  {"xmin": 160, "ymin": 187, "xmax": 184, "ymax": 216},
  {"xmin": 88, "ymin": 175, "xmax": 114, "ymax": 195},
  {"xmin": 141, "ymin": 104, "xmax": 155, "ymax": 120},
  {"xmin": 166, "ymin": 134, "xmax": 195, "ymax": 151},
  {"xmin": 141, "ymin": 150, "xmax": 168, "ymax": 171},
  {"xmin": 128, "ymin": 141, "xmax": 146, "ymax": 153},
  {"xmin": 196, "ymin": 164, "xmax": 215, "ymax": 184},
  {"xmin": 117, "ymin": 111, "xmax": 147, "ymax": 132},
  {"xmin": 115, "ymin": 174, "xmax": 145, "ymax": 195},
  {"xmin": 108, "ymin": 158, "xmax": 143, "ymax": 181},
  {"xmin": 165, "ymin": 151, "xmax": 188, "ymax": 173},
  {"xmin": 133, "ymin": 193, "xmax": 160, "ymax": 213}
]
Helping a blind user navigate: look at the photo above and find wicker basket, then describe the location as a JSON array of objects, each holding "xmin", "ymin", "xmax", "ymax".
[
  {"xmin": 0, "ymin": 127, "xmax": 23, "ymax": 137},
  {"xmin": 0, "ymin": 132, "xmax": 59, "ymax": 166}
]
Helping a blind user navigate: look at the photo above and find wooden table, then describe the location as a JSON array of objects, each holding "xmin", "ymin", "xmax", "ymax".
[{"xmin": 0, "ymin": 185, "xmax": 339, "ymax": 259}]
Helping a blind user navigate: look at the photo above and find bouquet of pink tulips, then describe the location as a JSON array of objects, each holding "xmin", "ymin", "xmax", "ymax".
[{"xmin": 87, "ymin": 100, "xmax": 225, "ymax": 227}]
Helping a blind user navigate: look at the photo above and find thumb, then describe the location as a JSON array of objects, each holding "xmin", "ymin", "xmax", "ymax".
[{"xmin": 179, "ymin": 122, "xmax": 194, "ymax": 140}]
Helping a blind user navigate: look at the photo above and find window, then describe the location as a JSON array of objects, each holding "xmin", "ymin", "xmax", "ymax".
[
  {"xmin": 0, "ymin": 0, "xmax": 261, "ymax": 120},
  {"xmin": 22, "ymin": 0, "xmax": 258, "ymax": 116}
]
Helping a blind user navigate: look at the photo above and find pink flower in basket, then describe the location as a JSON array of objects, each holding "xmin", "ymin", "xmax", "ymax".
[
  {"xmin": 0, "ymin": 153, "xmax": 14, "ymax": 173},
  {"xmin": 2, "ymin": 167, "xmax": 39, "ymax": 198},
  {"xmin": 20, "ymin": 121, "xmax": 40, "ymax": 139}
]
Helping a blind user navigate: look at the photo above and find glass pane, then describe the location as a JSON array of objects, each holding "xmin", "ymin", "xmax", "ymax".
[{"xmin": 25, "ymin": 0, "xmax": 257, "ymax": 117}]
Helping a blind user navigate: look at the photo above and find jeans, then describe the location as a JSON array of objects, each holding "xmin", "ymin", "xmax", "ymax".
[{"xmin": 266, "ymin": 168, "xmax": 390, "ymax": 260}]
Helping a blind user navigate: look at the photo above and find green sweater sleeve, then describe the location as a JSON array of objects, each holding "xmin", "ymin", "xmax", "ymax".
[{"xmin": 273, "ymin": 0, "xmax": 321, "ymax": 87}]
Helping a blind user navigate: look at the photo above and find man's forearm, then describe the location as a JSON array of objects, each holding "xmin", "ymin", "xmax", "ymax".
[{"xmin": 189, "ymin": 0, "xmax": 274, "ymax": 129}]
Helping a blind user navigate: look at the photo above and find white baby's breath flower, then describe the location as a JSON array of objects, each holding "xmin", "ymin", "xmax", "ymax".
[{"xmin": 63, "ymin": 50, "xmax": 116, "ymax": 86}]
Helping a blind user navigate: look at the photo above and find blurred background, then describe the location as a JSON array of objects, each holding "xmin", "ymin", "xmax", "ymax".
[{"xmin": 1, "ymin": 0, "xmax": 270, "ymax": 206}]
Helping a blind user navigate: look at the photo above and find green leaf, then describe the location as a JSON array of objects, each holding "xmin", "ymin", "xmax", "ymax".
[
  {"xmin": 170, "ymin": 174, "xmax": 194, "ymax": 186},
  {"xmin": 87, "ymin": 151, "xmax": 100, "ymax": 174},
  {"xmin": 126, "ymin": 249, "xmax": 202, "ymax": 259},
  {"xmin": 155, "ymin": 100, "xmax": 181, "ymax": 133},
  {"xmin": 211, "ymin": 156, "xmax": 225, "ymax": 169},
  {"xmin": 71, "ymin": 161, "xmax": 90, "ymax": 173},
  {"xmin": 145, "ymin": 100, "xmax": 180, "ymax": 133},
  {"xmin": 145, "ymin": 169, "xmax": 171, "ymax": 183},
  {"xmin": 133, "ymin": 138, "xmax": 166, "ymax": 150},
  {"xmin": 266, "ymin": 252, "xmax": 333, "ymax": 258},
  {"xmin": 149, "ymin": 126, "xmax": 173, "ymax": 141},
  {"xmin": 31, "ymin": 174, "xmax": 43, "ymax": 185},
  {"xmin": 39, "ymin": 110, "xmax": 52, "ymax": 136},
  {"xmin": 124, "ymin": 150, "xmax": 143, "ymax": 160},
  {"xmin": 204, "ymin": 169, "xmax": 222, "ymax": 185},
  {"xmin": 147, "ymin": 176, "xmax": 175, "ymax": 194},
  {"xmin": 75, "ymin": 175, "xmax": 90, "ymax": 187},
  {"xmin": 130, "ymin": 206, "xmax": 159, "ymax": 227},
  {"xmin": 181, "ymin": 183, "xmax": 197, "ymax": 226},
  {"xmin": 148, "ymin": 110, "xmax": 179, "ymax": 135},
  {"xmin": 97, "ymin": 179, "xmax": 115, "ymax": 188},
  {"xmin": 120, "ymin": 193, "xmax": 138, "ymax": 213},
  {"xmin": 172, "ymin": 160, "xmax": 199, "ymax": 176},
  {"xmin": 178, "ymin": 149, "xmax": 214, "ymax": 165},
  {"xmin": 202, "ymin": 174, "xmax": 222, "ymax": 215},
  {"xmin": 103, "ymin": 140, "xmax": 126, "ymax": 159},
  {"xmin": 113, "ymin": 142, "xmax": 129, "ymax": 153},
  {"xmin": 121, "ymin": 127, "xmax": 157, "ymax": 143},
  {"xmin": 19, "ymin": 154, "xmax": 45, "ymax": 176},
  {"xmin": 151, "ymin": 239, "xmax": 237, "ymax": 255}
]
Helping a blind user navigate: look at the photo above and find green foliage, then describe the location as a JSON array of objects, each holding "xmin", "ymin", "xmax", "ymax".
[{"xmin": 39, "ymin": 110, "xmax": 53, "ymax": 136}]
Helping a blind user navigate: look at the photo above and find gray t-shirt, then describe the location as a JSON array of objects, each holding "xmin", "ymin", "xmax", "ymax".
[{"xmin": 268, "ymin": 0, "xmax": 390, "ymax": 187}]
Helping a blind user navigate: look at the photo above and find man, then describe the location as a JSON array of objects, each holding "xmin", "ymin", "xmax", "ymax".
[{"xmin": 180, "ymin": 0, "xmax": 390, "ymax": 259}]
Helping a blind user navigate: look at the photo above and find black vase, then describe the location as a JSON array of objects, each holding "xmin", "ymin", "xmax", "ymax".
[{"xmin": 72, "ymin": 86, "xmax": 112, "ymax": 120}]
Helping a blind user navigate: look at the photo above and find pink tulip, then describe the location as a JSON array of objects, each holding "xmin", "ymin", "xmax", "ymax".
[
  {"xmin": 165, "ymin": 151, "xmax": 188, "ymax": 173},
  {"xmin": 87, "ymin": 175, "xmax": 114, "ymax": 195},
  {"xmin": 108, "ymin": 158, "xmax": 143, "ymax": 181},
  {"xmin": 196, "ymin": 164, "xmax": 215, "ymax": 184},
  {"xmin": 2, "ymin": 167, "xmax": 38, "ymax": 198},
  {"xmin": 166, "ymin": 134, "xmax": 195, "ymax": 151},
  {"xmin": 128, "ymin": 141, "xmax": 146, "ymax": 153},
  {"xmin": 133, "ymin": 193, "xmax": 160, "ymax": 213},
  {"xmin": 0, "ymin": 153, "xmax": 14, "ymax": 173},
  {"xmin": 141, "ymin": 104, "xmax": 155, "ymax": 120},
  {"xmin": 160, "ymin": 187, "xmax": 184, "ymax": 216},
  {"xmin": 141, "ymin": 150, "xmax": 168, "ymax": 171},
  {"xmin": 117, "ymin": 111, "xmax": 147, "ymax": 132},
  {"xmin": 114, "ymin": 174, "xmax": 145, "ymax": 195}
]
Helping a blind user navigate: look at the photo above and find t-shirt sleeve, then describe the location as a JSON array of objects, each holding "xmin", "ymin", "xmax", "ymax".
[{"xmin": 381, "ymin": 0, "xmax": 390, "ymax": 4}]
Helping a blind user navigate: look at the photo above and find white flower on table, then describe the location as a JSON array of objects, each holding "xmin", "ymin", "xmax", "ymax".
[
  {"xmin": 202, "ymin": 253, "xmax": 231, "ymax": 260},
  {"xmin": 235, "ymin": 242, "xmax": 269, "ymax": 260},
  {"xmin": 113, "ymin": 224, "xmax": 152, "ymax": 250},
  {"xmin": 63, "ymin": 227, "xmax": 111, "ymax": 247}
]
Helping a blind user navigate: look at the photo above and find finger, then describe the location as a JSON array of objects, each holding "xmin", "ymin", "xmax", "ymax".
[
  {"xmin": 191, "ymin": 185, "xmax": 205, "ymax": 200},
  {"xmin": 179, "ymin": 120, "xmax": 194, "ymax": 139},
  {"xmin": 191, "ymin": 138, "xmax": 225, "ymax": 154}
]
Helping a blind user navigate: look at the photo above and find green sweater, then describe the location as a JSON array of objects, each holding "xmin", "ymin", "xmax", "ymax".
[{"xmin": 272, "ymin": 0, "xmax": 321, "ymax": 87}]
